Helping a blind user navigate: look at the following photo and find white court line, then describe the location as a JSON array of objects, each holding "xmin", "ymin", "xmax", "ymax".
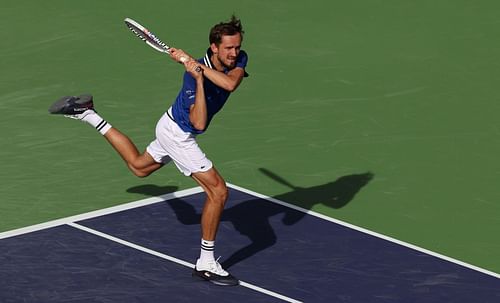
[
  {"xmin": 1, "ymin": 182, "xmax": 499, "ymax": 281},
  {"xmin": 68, "ymin": 222, "xmax": 302, "ymax": 303},
  {"xmin": 0, "ymin": 187, "xmax": 204, "ymax": 240},
  {"xmin": 227, "ymin": 183, "xmax": 500, "ymax": 279}
]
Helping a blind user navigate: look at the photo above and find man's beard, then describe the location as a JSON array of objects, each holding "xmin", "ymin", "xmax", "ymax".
[{"xmin": 218, "ymin": 54, "xmax": 236, "ymax": 69}]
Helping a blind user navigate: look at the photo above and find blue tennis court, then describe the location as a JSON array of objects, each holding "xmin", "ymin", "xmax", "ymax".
[{"xmin": 1, "ymin": 185, "xmax": 499, "ymax": 302}]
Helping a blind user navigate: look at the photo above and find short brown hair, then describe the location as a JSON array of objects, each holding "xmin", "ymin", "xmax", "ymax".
[{"xmin": 209, "ymin": 15, "xmax": 244, "ymax": 45}]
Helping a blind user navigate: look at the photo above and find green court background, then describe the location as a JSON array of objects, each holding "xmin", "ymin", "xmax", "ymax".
[{"xmin": 1, "ymin": 0, "xmax": 499, "ymax": 274}]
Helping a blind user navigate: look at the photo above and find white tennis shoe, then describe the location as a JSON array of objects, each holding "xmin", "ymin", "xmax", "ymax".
[{"xmin": 192, "ymin": 257, "xmax": 239, "ymax": 286}]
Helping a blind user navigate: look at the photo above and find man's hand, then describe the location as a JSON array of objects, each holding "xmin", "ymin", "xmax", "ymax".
[
  {"xmin": 184, "ymin": 60, "xmax": 203, "ymax": 80},
  {"xmin": 169, "ymin": 47, "xmax": 192, "ymax": 64}
]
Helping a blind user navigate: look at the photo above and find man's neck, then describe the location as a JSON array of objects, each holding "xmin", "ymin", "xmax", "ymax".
[{"xmin": 210, "ymin": 54, "xmax": 225, "ymax": 72}]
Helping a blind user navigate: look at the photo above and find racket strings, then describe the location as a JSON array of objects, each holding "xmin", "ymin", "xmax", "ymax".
[
  {"xmin": 126, "ymin": 22, "xmax": 169, "ymax": 52},
  {"xmin": 146, "ymin": 31, "xmax": 168, "ymax": 49},
  {"xmin": 126, "ymin": 24, "xmax": 147, "ymax": 41}
]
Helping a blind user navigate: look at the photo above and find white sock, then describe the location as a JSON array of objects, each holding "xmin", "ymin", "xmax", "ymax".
[
  {"xmin": 82, "ymin": 110, "xmax": 112, "ymax": 135},
  {"xmin": 199, "ymin": 239, "xmax": 215, "ymax": 264}
]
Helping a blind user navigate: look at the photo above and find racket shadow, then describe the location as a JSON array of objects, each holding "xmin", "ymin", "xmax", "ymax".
[{"xmin": 260, "ymin": 168, "xmax": 375, "ymax": 211}]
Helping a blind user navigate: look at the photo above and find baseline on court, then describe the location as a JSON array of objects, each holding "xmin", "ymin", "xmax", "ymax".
[{"xmin": 0, "ymin": 184, "xmax": 499, "ymax": 302}]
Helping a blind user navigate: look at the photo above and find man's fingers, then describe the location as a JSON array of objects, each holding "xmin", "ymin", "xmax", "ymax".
[{"xmin": 185, "ymin": 60, "xmax": 202, "ymax": 74}]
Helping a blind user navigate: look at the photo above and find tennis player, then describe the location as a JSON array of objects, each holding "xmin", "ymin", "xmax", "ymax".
[{"xmin": 49, "ymin": 15, "xmax": 248, "ymax": 286}]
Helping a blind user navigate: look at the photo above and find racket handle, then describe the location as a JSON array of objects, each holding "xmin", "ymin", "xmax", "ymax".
[{"xmin": 178, "ymin": 56, "xmax": 201, "ymax": 72}]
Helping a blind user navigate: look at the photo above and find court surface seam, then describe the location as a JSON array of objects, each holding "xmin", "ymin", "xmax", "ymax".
[
  {"xmin": 67, "ymin": 222, "xmax": 303, "ymax": 303},
  {"xmin": 0, "ymin": 183, "xmax": 498, "ymax": 279}
]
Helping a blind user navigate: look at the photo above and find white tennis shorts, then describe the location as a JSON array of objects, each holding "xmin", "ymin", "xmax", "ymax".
[{"xmin": 146, "ymin": 108, "xmax": 213, "ymax": 176}]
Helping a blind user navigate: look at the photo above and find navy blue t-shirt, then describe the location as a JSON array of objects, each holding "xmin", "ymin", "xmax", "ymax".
[{"xmin": 171, "ymin": 48, "xmax": 248, "ymax": 134}]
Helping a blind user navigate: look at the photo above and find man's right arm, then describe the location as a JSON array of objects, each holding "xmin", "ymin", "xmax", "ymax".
[{"xmin": 184, "ymin": 60, "xmax": 208, "ymax": 131}]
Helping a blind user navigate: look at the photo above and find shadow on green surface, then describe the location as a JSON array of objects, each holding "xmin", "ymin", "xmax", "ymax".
[
  {"xmin": 260, "ymin": 168, "xmax": 374, "ymax": 210},
  {"xmin": 127, "ymin": 184, "xmax": 179, "ymax": 197}
]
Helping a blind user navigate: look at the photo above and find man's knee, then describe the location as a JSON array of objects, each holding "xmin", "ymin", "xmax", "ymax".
[
  {"xmin": 192, "ymin": 168, "xmax": 228, "ymax": 203},
  {"xmin": 128, "ymin": 164, "xmax": 151, "ymax": 178},
  {"xmin": 134, "ymin": 170, "xmax": 151, "ymax": 178},
  {"xmin": 132, "ymin": 169, "xmax": 151, "ymax": 178},
  {"xmin": 210, "ymin": 181, "xmax": 228, "ymax": 203}
]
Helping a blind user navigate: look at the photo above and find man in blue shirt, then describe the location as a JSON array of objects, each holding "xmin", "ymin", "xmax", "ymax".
[
  {"xmin": 171, "ymin": 46, "xmax": 247, "ymax": 134},
  {"xmin": 49, "ymin": 15, "xmax": 247, "ymax": 286}
]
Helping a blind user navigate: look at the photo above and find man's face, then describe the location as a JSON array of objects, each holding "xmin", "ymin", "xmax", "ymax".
[{"xmin": 211, "ymin": 33, "xmax": 242, "ymax": 69}]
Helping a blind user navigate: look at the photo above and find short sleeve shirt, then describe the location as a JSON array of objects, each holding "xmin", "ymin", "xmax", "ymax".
[{"xmin": 171, "ymin": 48, "xmax": 248, "ymax": 134}]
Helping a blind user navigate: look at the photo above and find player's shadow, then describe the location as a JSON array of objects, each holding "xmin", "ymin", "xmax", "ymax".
[
  {"xmin": 126, "ymin": 169, "xmax": 373, "ymax": 269},
  {"xmin": 127, "ymin": 184, "xmax": 179, "ymax": 197},
  {"xmin": 220, "ymin": 169, "xmax": 374, "ymax": 268}
]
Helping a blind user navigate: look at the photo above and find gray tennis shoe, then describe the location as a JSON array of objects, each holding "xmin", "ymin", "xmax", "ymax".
[{"xmin": 48, "ymin": 94, "xmax": 95, "ymax": 119}]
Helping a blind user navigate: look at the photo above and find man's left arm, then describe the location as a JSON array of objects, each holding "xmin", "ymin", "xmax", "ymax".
[{"xmin": 199, "ymin": 66, "xmax": 245, "ymax": 92}]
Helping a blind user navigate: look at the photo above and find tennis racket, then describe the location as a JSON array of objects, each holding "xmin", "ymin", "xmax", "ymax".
[{"xmin": 124, "ymin": 17, "xmax": 189, "ymax": 63}]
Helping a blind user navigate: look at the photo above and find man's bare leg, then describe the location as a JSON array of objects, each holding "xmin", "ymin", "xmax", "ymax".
[
  {"xmin": 48, "ymin": 95, "xmax": 162, "ymax": 177},
  {"xmin": 103, "ymin": 128, "xmax": 162, "ymax": 177},
  {"xmin": 190, "ymin": 167, "xmax": 238, "ymax": 286},
  {"xmin": 191, "ymin": 167, "xmax": 228, "ymax": 241}
]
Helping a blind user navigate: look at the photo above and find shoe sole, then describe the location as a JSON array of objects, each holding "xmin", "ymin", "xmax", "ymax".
[
  {"xmin": 192, "ymin": 271, "xmax": 240, "ymax": 286},
  {"xmin": 48, "ymin": 94, "xmax": 93, "ymax": 114}
]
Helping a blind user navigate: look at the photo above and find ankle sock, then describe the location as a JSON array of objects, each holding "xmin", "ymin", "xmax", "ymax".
[
  {"xmin": 82, "ymin": 110, "xmax": 112, "ymax": 135},
  {"xmin": 199, "ymin": 239, "xmax": 215, "ymax": 263}
]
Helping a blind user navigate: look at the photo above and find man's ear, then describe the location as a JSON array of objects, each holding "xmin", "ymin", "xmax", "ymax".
[{"xmin": 210, "ymin": 43, "xmax": 218, "ymax": 54}]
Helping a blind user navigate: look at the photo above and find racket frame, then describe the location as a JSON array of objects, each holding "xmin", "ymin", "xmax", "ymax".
[
  {"xmin": 124, "ymin": 17, "xmax": 171, "ymax": 54},
  {"xmin": 124, "ymin": 17, "xmax": 193, "ymax": 65}
]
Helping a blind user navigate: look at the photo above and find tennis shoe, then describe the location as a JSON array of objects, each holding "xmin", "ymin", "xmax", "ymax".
[
  {"xmin": 192, "ymin": 257, "xmax": 239, "ymax": 286},
  {"xmin": 48, "ymin": 94, "xmax": 95, "ymax": 120}
]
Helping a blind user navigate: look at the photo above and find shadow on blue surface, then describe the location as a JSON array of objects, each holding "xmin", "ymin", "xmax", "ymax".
[
  {"xmin": 126, "ymin": 169, "xmax": 374, "ymax": 269},
  {"xmin": 2, "ymin": 183, "xmax": 498, "ymax": 302}
]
